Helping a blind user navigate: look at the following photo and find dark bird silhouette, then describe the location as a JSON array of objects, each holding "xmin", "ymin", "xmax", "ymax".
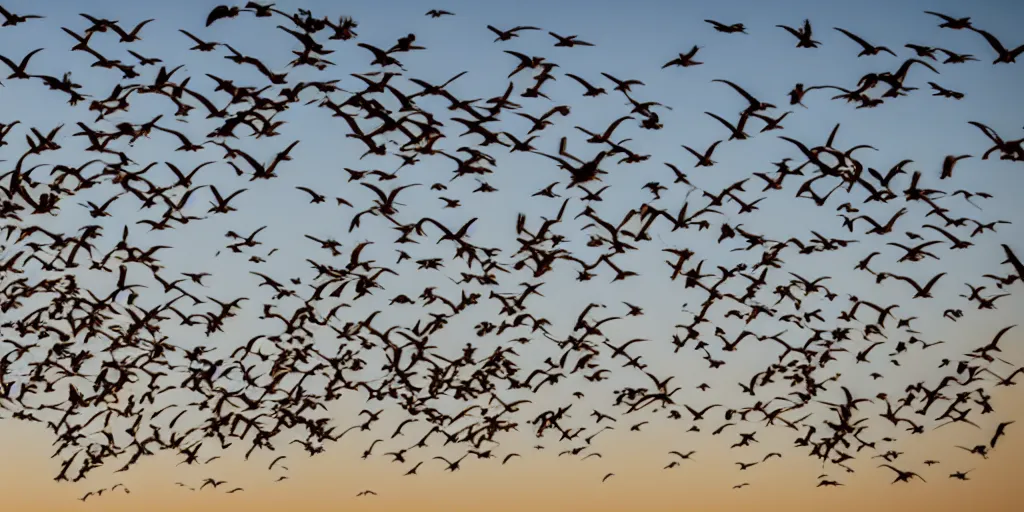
[
  {"xmin": 777, "ymin": 19, "xmax": 821, "ymax": 48},
  {"xmin": 663, "ymin": 46, "xmax": 704, "ymax": 68},
  {"xmin": 705, "ymin": 20, "xmax": 747, "ymax": 34},
  {"xmin": 487, "ymin": 25, "xmax": 541, "ymax": 42},
  {"xmin": 833, "ymin": 27, "xmax": 896, "ymax": 56},
  {"xmin": 968, "ymin": 27, "xmax": 1024, "ymax": 64},
  {"xmin": 924, "ymin": 11, "xmax": 972, "ymax": 30}
]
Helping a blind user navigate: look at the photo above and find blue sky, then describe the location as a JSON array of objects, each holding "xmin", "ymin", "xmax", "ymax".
[{"xmin": 1, "ymin": 0, "xmax": 1024, "ymax": 498}]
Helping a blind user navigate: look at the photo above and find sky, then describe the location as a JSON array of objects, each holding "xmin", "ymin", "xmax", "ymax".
[{"xmin": 1, "ymin": 0, "xmax": 1023, "ymax": 510}]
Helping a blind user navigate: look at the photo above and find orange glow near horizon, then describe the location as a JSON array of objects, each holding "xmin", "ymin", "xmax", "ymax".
[{"xmin": 3, "ymin": 385, "xmax": 1023, "ymax": 511}]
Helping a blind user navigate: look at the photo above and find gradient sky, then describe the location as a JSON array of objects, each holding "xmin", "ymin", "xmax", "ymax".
[{"xmin": 1, "ymin": 0, "xmax": 1023, "ymax": 510}]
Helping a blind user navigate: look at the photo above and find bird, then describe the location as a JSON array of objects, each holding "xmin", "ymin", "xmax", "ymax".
[
  {"xmin": 200, "ymin": 479, "xmax": 227, "ymax": 490},
  {"xmin": 991, "ymin": 421, "xmax": 1014, "ymax": 448},
  {"xmin": 929, "ymin": 82, "xmax": 965, "ymax": 100},
  {"xmin": 949, "ymin": 470, "xmax": 974, "ymax": 480},
  {"xmin": 878, "ymin": 465, "xmax": 926, "ymax": 484},
  {"xmin": 564, "ymin": 73, "xmax": 607, "ymax": 97},
  {"xmin": 777, "ymin": 19, "xmax": 821, "ymax": 48},
  {"xmin": 206, "ymin": 5, "xmax": 242, "ymax": 26},
  {"xmin": 1002, "ymin": 245, "xmax": 1024, "ymax": 284},
  {"xmin": 924, "ymin": 11, "xmax": 972, "ymax": 30},
  {"xmin": 705, "ymin": 19, "xmax": 747, "ymax": 34},
  {"xmin": 663, "ymin": 46, "xmax": 704, "ymax": 68},
  {"xmin": 968, "ymin": 28, "xmax": 1024, "ymax": 64},
  {"xmin": 940, "ymin": 154, "xmax": 972, "ymax": 179},
  {"xmin": 549, "ymin": 32, "xmax": 594, "ymax": 47},
  {"xmin": 0, "ymin": 5, "xmax": 44, "ymax": 26},
  {"xmin": 833, "ymin": 27, "xmax": 896, "ymax": 56},
  {"xmin": 0, "ymin": 48, "xmax": 44, "ymax": 80},
  {"xmin": 487, "ymin": 25, "xmax": 541, "ymax": 42}
]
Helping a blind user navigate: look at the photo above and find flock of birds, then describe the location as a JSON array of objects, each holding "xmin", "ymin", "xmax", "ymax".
[{"xmin": 1, "ymin": 2, "xmax": 1023, "ymax": 503}]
